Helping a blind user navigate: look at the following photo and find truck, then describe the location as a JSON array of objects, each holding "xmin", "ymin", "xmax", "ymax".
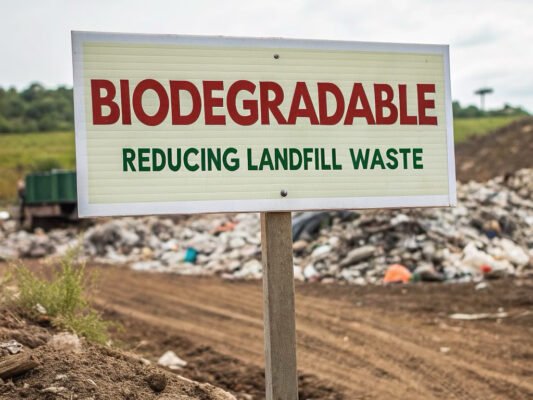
[{"xmin": 19, "ymin": 170, "xmax": 78, "ymax": 230}]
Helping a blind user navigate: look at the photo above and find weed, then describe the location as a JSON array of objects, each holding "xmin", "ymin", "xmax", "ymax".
[{"xmin": 5, "ymin": 247, "xmax": 110, "ymax": 344}]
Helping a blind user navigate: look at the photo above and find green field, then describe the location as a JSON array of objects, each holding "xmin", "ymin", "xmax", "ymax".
[
  {"xmin": 453, "ymin": 116, "xmax": 519, "ymax": 142},
  {"xmin": 0, "ymin": 115, "xmax": 523, "ymax": 203},
  {"xmin": 0, "ymin": 131, "xmax": 75, "ymax": 204}
]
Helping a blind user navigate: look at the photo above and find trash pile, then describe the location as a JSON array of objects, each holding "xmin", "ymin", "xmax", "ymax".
[{"xmin": 0, "ymin": 169, "xmax": 532, "ymax": 285}]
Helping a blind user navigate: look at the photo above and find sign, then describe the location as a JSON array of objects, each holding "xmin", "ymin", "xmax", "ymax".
[
  {"xmin": 72, "ymin": 32, "xmax": 455, "ymax": 217},
  {"xmin": 71, "ymin": 31, "xmax": 456, "ymax": 400}
]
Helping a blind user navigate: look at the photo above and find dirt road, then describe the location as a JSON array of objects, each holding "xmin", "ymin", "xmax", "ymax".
[{"xmin": 89, "ymin": 265, "xmax": 533, "ymax": 399}]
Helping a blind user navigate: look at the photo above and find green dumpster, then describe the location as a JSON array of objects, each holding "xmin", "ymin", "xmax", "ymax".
[{"xmin": 25, "ymin": 170, "xmax": 77, "ymax": 204}]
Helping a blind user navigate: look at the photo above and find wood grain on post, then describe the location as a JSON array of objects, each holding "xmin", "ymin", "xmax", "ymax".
[{"xmin": 261, "ymin": 212, "xmax": 299, "ymax": 400}]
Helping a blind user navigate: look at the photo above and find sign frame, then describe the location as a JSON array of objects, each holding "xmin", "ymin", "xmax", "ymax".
[{"xmin": 72, "ymin": 31, "xmax": 456, "ymax": 217}]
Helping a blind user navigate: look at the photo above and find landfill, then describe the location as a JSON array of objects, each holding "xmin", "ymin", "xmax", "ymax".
[{"xmin": 0, "ymin": 168, "xmax": 531, "ymax": 285}]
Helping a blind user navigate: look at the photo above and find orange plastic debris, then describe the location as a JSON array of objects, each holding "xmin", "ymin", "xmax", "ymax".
[
  {"xmin": 383, "ymin": 264, "xmax": 412, "ymax": 284},
  {"xmin": 212, "ymin": 221, "xmax": 238, "ymax": 234}
]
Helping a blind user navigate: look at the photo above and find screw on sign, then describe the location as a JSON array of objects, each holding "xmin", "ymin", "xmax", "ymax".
[{"xmin": 72, "ymin": 32, "xmax": 455, "ymax": 400}]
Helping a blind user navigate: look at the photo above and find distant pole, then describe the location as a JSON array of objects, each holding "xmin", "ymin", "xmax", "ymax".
[{"xmin": 474, "ymin": 87, "xmax": 494, "ymax": 111}]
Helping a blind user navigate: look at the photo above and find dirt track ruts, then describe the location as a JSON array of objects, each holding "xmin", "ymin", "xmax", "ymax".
[{"xmin": 91, "ymin": 265, "xmax": 533, "ymax": 399}]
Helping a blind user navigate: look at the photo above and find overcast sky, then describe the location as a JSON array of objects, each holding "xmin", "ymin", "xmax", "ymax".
[{"xmin": 1, "ymin": 0, "xmax": 532, "ymax": 111}]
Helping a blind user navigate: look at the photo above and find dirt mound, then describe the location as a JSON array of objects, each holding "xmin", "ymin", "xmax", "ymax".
[
  {"xmin": 0, "ymin": 312, "xmax": 235, "ymax": 400},
  {"xmin": 455, "ymin": 117, "xmax": 533, "ymax": 182}
]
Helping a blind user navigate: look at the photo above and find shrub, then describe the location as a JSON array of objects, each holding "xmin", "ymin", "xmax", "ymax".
[{"xmin": 5, "ymin": 248, "xmax": 110, "ymax": 344}]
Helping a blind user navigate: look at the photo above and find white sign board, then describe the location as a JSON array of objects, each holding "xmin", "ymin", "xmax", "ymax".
[{"xmin": 72, "ymin": 31, "xmax": 456, "ymax": 217}]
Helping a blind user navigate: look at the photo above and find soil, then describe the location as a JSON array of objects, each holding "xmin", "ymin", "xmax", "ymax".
[
  {"xmin": 107, "ymin": 311, "xmax": 341, "ymax": 400},
  {"xmin": 455, "ymin": 117, "xmax": 533, "ymax": 182},
  {"xmin": 1, "ymin": 262, "xmax": 532, "ymax": 399},
  {"xmin": 0, "ymin": 311, "xmax": 236, "ymax": 399},
  {"xmin": 87, "ymin": 264, "xmax": 533, "ymax": 400}
]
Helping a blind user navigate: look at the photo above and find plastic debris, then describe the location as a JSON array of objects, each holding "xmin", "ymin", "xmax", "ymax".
[
  {"xmin": 34, "ymin": 303, "xmax": 47, "ymax": 315},
  {"xmin": 449, "ymin": 312, "xmax": 508, "ymax": 320},
  {"xmin": 157, "ymin": 351, "xmax": 187, "ymax": 370},
  {"xmin": 0, "ymin": 169, "xmax": 531, "ymax": 285},
  {"xmin": 184, "ymin": 247, "xmax": 198, "ymax": 263},
  {"xmin": 0, "ymin": 340, "xmax": 23, "ymax": 355},
  {"xmin": 383, "ymin": 264, "xmax": 412, "ymax": 284}
]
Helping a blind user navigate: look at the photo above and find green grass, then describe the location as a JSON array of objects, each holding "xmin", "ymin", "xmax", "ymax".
[
  {"xmin": 0, "ymin": 131, "xmax": 75, "ymax": 203},
  {"xmin": 3, "ymin": 249, "xmax": 110, "ymax": 344},
  {"xmin": 453, "ymin": 116, "xmax": 521, "ymax": 143}
]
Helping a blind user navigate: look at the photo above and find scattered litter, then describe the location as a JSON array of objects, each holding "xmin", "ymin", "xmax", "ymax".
[
  {"xmin": 184, "ymin": 247, "xmax": 198, "ymax": 263},
  {"xmin": 449, "ymin": 312, "xmax": 508, "ymax": 320},
  {"xmin": 40, "ymin": 386, "xmax": 66, "ymax": 394},
  {"xmin": 212, "ymin": 221, "xmax": 237, "ymax": 233},
  {"xmin": 0, "ymin": 340, "xmax": 23, "ymax": 355},
  {"xmin": 340, "ymin": 245, "xmax": 376, "ymax": 268},
  {"xmin": 34, "ymin": 303, "xmax": 47, "ymax": 315},
  {"xmin": 480, "ymin": 265, "xmax": 493, "ymax": 274},
  {"xmin": 412, "ymin": 264, "xmax": 445, "ymax": 282},
  {"xmin": 158, "ymin": 351, "xmax": 187, "ymax": 370},
  {"xmin": 383, "ymin": 264, "xmax": 412, "ymax": 284}
]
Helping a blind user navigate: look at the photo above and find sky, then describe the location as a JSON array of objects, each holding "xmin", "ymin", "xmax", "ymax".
[{"xmin": 1, "ymin": 0, "xmax": 532, "ymax": 111}]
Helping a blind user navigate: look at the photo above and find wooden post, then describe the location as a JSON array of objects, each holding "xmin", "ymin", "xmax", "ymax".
[{"xmin": 261, "ymin": 212, "xmax": 299, "ymax": 400}]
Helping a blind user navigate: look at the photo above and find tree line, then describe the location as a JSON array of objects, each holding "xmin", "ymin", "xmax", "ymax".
[
  {"xmin": 0, "ymin": 83, "xmax": 529, "ymax": 134},
  {"xmin": 452, "ymin": 101, "xmax": 528, "ymax": 118},
  {"xmin": 0, "ymin": 83, "xmax": 73, "ymax": 133}
]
